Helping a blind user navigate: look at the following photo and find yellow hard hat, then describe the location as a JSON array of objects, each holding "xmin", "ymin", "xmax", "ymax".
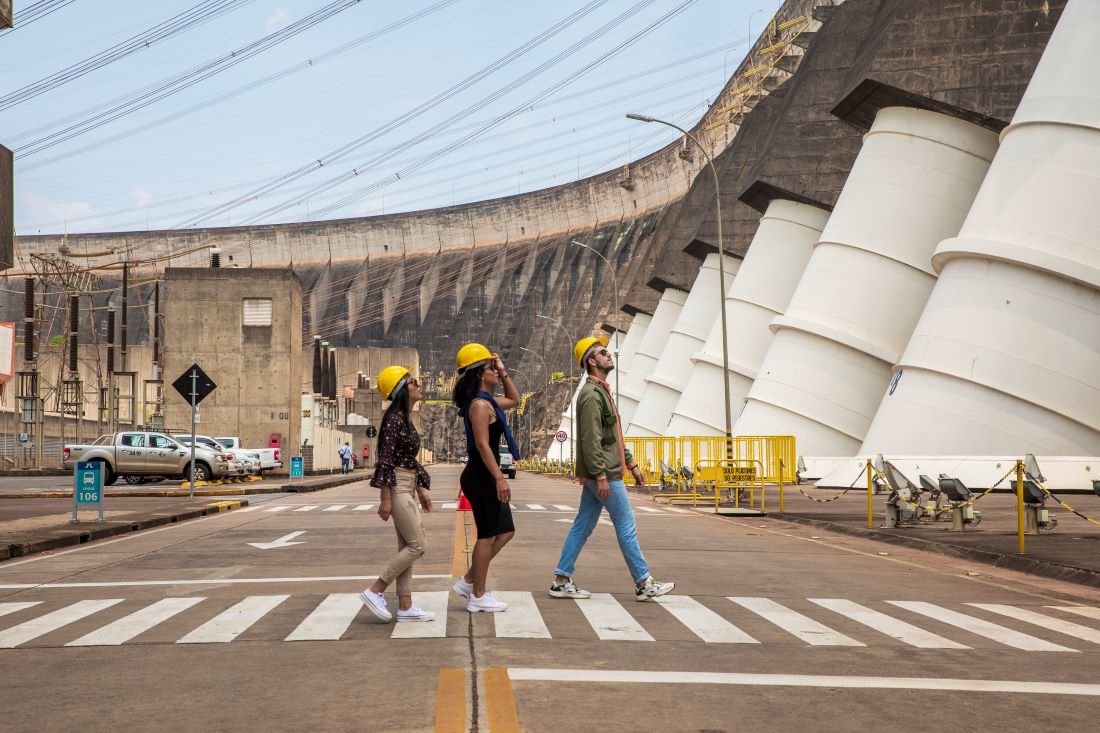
[
  {"xmin": 456, "ymin": 343, "xmax": 493, "ymax": 373},
  {"xmin": 377, "ymin": 365, "xmax": 411, "ymax": 399},
  {"xmin": 573, "ymin": 334, "xmax": 609, "ymax": 368}
]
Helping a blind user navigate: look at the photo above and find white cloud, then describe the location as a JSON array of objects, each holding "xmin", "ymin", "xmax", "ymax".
[
  {"xmin": 128, "ymin": 186, "xmax": 154, "ymax": 208},
  {"xmin": 17, "ymin": 190, "xmax": 109, "ymax": 234},
  {"xmin": 265, "ymin": 7, "xmax": 290, "ymax": 35}
]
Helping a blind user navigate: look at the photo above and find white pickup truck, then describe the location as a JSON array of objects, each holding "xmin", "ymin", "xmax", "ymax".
[
  {"xmin": 63, "ymin": 431, "xmax": 234, "ymax": 485},
  {"xmin": 215, "ymin": 437, "xmax": 282, "ymax": 474}
]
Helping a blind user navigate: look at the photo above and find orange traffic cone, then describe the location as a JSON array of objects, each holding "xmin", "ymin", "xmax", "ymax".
[{"xmin": 457, "ymin": 491, "xmax": 472, "ymax": 512}]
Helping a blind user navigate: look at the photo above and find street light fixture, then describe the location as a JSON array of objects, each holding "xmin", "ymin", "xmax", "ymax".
[
  {"xmin": 570, "ymin": 240, "xmax": 621, "ymax": 408},
  {"xmin": 537, "ymin": 313, "xmax": 577, "ymax": 472},
  {"xmin": 519, "ymin": 346, "xmax": 549, "ymax": 385},
  {"xmin": 627, "ymin": 112, "xmax": 733, "ymax": 452}
]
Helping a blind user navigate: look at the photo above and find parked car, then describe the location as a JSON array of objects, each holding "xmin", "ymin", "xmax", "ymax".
[
  {"xmin": 176, "ymin": 434, "xmax": 251, "ymax": 478},
  {"xmin": 498, "ymin": 445, "xmax": 516, "ymax": 479},
  {"xmin": 63, "ymin": 432, "xmax": 234, "ymax": 485},
  {"xmin": 214, "ymin": 437, "xmax": 282, "ymax": 474}
]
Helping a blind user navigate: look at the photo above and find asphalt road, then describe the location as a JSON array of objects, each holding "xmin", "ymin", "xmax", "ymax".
[{"xmin": 1, "ymin": 465, "xmax": 1098, "ymax": 732}]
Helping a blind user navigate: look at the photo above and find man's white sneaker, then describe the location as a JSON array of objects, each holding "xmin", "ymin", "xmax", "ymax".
[
  {"xmin": 396, "ymin": 605, "xmax": 436, "ymax": 622},
  {"xmin": 634, "ymin": 576, "xmax": 675, "ymax": 601},
  {"xmin": 466, "ymin": 592, "xmax": 508, "ymax": 613},
  {"xmin": 452, "ymin": 576, "xmax": 473, "ymax": 599},
  {"xmin": 548, "ymin": 580, "xmax": 592, "ymax": 599},
  {"xmin": 360, "ymin": 589, "xmax": 392, "ymax": 621}
]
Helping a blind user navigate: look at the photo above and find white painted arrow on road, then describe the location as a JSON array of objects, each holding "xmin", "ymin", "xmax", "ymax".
[
  {"xmin": 248, "ymin": 531, "xmax": 306, "ymax": 550},
  {"xmin": 555, "ymin": 518, "xmax": 613, "ymax": 527}
]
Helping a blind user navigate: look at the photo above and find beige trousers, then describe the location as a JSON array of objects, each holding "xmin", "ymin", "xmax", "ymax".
[{"xmin": 379, "ymin": 468, "xmax": 427, "ymax": 596}]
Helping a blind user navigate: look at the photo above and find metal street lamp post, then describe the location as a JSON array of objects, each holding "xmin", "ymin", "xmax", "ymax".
[
  {"xmin": 626, "ymin": 112, "xmax": 732, "ymax": 452},
  {"xmin": 571, "ymin": 240, "xmax": 621, "ymax": 408},
  {"xmin": 536, "ymin": 313, "xmax": 576, "ymax": 473},
  {"xmin": 519, "ymin": 346, "xmax": 549, "ymax": 386}
]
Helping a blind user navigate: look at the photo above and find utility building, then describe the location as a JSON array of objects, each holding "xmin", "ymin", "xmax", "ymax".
[{"xmin": 162, "ymin": 265, "xmax": 303, "ymax": 464}]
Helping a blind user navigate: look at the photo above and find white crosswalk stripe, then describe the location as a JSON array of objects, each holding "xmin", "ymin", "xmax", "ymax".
[
  {"xmin": 493, "ymin": 592, "xmax": 551, "ymax": 639},
  {"xmin": 662, "ymin": 506, "xmax": 692, "ymax": 513},
  {"xmin": 263, "ymin": 505, "xmax": 291, "ymax": 513},
  {"xmin": 968, "ymin": 604, "xmax": 1100, "ymax": 646},
  {"xmin": 552, "ymin": 505, "xmax": 574, "ymax": 511},
  {"xmin": 526, "ymin": 504, "xmax": 546, "ymax": 510},
  {"xmin": 576, "ymin": 593, "xmax": 653, "ymax": 641},
  {"xmin": 887, "ymin": 601, "xmax": 1077, "ymax": 652},
  {"xmin": 635, "ymin": 506, "xmax": 663, "ymax": 513},
  {"xmin": 654, "ymin": 595, "xmax": 757, "ymax": 644},
  {"xmin": 353, "ymin": 504, "xmax": 375, "ymax": 511},
  {"xmin": 1048, "ymin": 605, "xmax": 1100, "ymax": 621},
  {"xmin": 234, "ymin": 506, "xmax": 261, "ymax": 513},
  {"xmin": 0, "ymin": 602, "xmax": 41, "ymax": 618},
  {"xmin": 285, "ymin": 594, "xmax": 363, "ymax": 641},
  {"xmin": 323, "ymin": 505, "xmax": 346, "ymax": 512},
  {"xmin": 810, "ymin": 599, "xmax": 968, "ymax": 649},
  {"xmin": 0, "ymin": 599, "xmax": 123, "ymax": 648},
  {"xmin": 292, "ymin": 505, "xmax": 318, "ymax": 512},
  {"xmin": 177, "ymin": 595, "xmax": 290, "ymax": 644},
  {"xmin": 68, "ymin": 598, "xmax": 206, "ymax": 646},
  {"xmin": 391, "ymin": 592, "xmax": 449, "ymax": 639},
  {"xmin": 3, "ymin": 595, "xmax": 1099, "ymax": 650},
  {"xmin": 729, "ymin": 597, "xmax": 864, "ymax": 646},
  {"xmin": 439, "ymin": 502, "xmax": 458, "ymax": 510}
]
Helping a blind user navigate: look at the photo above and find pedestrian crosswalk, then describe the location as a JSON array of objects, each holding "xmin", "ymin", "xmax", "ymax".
[
  {"xmin": 235, "ymin": 502, "xmax": 678, "ymax": 515},
  {"xmin": 0, "ymin": 593, "xmax": 1098, "ymax": 651}
]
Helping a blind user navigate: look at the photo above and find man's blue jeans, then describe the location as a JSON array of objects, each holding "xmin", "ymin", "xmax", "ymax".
[
  {"xmin": 554, "ymin": 477, "xmax": 649, "ymax": 584},
  {"xmin": 341, "ymin": 457, "xmax": 350, "ymax": 474}
]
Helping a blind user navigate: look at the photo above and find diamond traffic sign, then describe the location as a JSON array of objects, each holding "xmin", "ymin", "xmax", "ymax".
[{"xmin": 172, "ymin": 363, "xmax": 217, "ymax": 405}]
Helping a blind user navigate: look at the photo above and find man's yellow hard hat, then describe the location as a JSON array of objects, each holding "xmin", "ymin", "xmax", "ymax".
[
  {"xmin": 573, "ymin": 334, "xmax": 609, "ymax": 368},
  {"xmin": 377, "ymin": 365, "xmax": 411, "ymax": 399},
  {"xmin": 456, "ymin": 343, "xmax": 493, "ymax": 373}
]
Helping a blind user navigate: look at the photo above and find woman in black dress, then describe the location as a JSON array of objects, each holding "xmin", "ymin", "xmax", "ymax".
[{"xmin": 452, "ymin": 343, "xmax": 519, "ymax": 613}]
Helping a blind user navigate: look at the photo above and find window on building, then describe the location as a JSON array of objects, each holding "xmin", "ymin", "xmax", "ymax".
[{"xmin": 243, "ymin": 298, "xmax": 273, "ymax": 326}]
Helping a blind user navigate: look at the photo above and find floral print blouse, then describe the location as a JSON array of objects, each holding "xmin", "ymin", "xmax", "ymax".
[{"xmin": 369, "ymin": 411, "xmax": 431, "ymax": 490}]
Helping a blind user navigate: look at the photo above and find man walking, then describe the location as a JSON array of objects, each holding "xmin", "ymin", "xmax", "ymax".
[
  {"xmin": 549, "ymin": 335, "xmax": 675, "ymax": 602},
  {"xmin": 339, "ymin": 442, "xmax": 353, "ymax": 474}
]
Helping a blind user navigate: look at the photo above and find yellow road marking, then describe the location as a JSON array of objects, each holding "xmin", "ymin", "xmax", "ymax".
[
  {"xmin": 434, "ymin": 668, "xmax": 467, "ymax": 733},
  {"xmin": 484, "ymin": 668, "xmax": 521, "ymax": 732}
]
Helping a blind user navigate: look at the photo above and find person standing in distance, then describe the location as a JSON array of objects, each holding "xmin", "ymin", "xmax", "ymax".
[
  {"xmin": 359, "ymin": 367, "xmax": 435, "ymax": 623},
  {"xmin": 549, "ymin": 336, "xmax": 675, "ymax": 602},
  {"xmin": 339, "ymin": 442, "xmax": 353, "ymax": 474},
  {"xmin": 453, "ymin": 343, "xmax": 519, "ymax": 613}
]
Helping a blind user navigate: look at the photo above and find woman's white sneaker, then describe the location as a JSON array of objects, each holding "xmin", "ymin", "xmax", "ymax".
[
  {"xmin": 396, "ymin": 605, "xmax": 437, "ymax": 622},
  {"xmin": 452, "ymin": 575, "xmax": 473, "ymax": 599},
  {"xmin": 360, "ymin": 589, "xmax": 392, "ymax": 621},
  {"xmin": 466, "ymin": 592, "xmax": 508, "ymax": 613}
]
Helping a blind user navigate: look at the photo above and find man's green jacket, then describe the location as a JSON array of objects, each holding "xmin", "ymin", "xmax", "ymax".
[{"xmin": 575, "ymin": 377, "xmax": 634, "ymax": 480}]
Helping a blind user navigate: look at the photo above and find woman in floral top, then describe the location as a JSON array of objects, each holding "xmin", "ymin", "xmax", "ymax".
[{"xmin": 359, "ymin": 366, "xmax": 434, "ymax": 623}]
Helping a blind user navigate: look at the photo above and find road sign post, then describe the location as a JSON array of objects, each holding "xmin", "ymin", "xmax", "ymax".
[
  {"xmin": 72, "ymin": 460, "xmax": 104, "ymax": 523},
  {"xmin": 172, "ymin": 364, "xmax": 217, "ymax": 499},
  {"xmin": 290, "ymin": 456, "xmax": 304, "ymax": 487},
  {"xmin": 555, "ymin": 430, "xmax": 567, "ymax": 471}
]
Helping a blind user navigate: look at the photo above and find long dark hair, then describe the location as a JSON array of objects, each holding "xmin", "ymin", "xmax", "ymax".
[
  {"xmin": 378, "ymin": 381, "xmax": 414, "ymax": 447},
  {"xmin": 452, "ymin": 363, "xmax": 485, "ymax": 409}
]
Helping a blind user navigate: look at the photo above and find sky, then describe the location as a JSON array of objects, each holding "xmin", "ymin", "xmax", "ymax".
[{"xmin": 2, "ymin": 0, "xmax": 783, "ymax": 235}]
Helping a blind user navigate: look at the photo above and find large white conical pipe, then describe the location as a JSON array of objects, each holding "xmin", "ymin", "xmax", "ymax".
[
  {"xmin": 667, "ymin": 200, "xmax": 829, "ymax": 436},
  {"xmin": 732, "ymin": 107, "xmax": 999, "ymax": 455},
  {"xmin": 626, "ymin": 253, "xmax": 741, "ymax": 436},
  {"xmin": 617, "ymin": 288, "xmax": 688, "ymax": 427},
  {"xmin": 545, "ymin": 378, "xmax": 586, "ymax": 462},
  {"xmin": 860, "ymin": 0, "xmax": 1100, "ymax": 456},
  {"xmin": 611, "ymin": 313, "xmax": 650, "ymax": 385}
]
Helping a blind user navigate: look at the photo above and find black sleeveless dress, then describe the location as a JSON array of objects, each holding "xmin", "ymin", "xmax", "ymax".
[{"xmin": 460, "ymin": 412, "xmax": 515, "ymax": 539}]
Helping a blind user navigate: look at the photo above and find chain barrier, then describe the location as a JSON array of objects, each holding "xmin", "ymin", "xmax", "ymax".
[
  {"xmin": 795, "ymin": 463, "xmax": 866, "ymax": 503},
  {"xmin": 1027, "ymin": 472, "xmax": 1100, "ymax": 527}
]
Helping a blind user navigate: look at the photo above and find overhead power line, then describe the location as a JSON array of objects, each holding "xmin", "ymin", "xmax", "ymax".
[
  {"xmin": 12, "ymin": 0, "xmax": 460, "ymax": 172},
  {"xmin": 11, "ymin": 0, "xmax": 364, "ymax": 157},
  {"xmin": 172, "ymin": 0, "xmax": 617, "ymax": 229},
  {"xmin": 0, "ymin": 0, "xmax": 256, "ymax": 108}
]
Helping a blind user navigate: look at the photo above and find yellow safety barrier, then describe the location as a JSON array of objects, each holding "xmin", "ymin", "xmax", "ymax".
[
  {"xmin": 624, "ymin": 437, "xmax": 678, "ymax": 489},
  {"xmin": 686, "ymin": 458, "xmax": 766, "ymax": 511}
]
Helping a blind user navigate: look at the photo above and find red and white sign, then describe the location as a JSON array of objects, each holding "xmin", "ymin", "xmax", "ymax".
[{"xmin": 555, "ymin": 430, "xmax": 568, "ymax": 443}]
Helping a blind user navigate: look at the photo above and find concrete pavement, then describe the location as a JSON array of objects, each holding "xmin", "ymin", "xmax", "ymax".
[{"xmin": 0, "ymin": 466, "xmax": 1098, "ymax": 732}]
